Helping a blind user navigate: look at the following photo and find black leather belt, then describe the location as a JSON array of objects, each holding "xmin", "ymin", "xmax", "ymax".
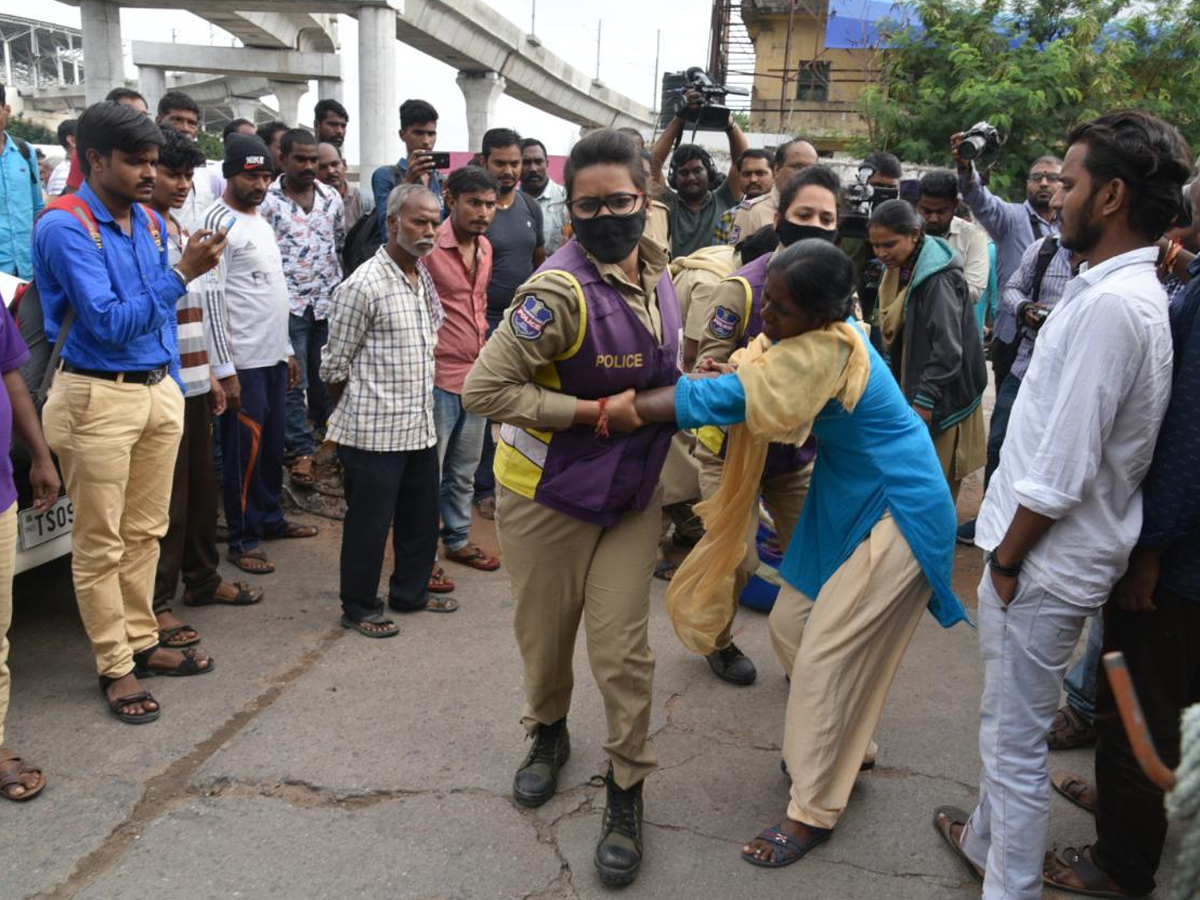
[{"xmin": 60, "ymin": 363, "xmax": 168, "ymax": 385}]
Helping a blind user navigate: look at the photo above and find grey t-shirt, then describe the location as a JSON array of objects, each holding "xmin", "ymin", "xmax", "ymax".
[{"xmin": 486, "ymin": 192, "xmax": 545, "ymax": 322}]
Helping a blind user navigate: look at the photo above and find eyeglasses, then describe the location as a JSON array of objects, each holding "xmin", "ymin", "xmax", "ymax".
[
  {"xmin": 567, "ymin": 192, "xmax": 645, "ymax": 219},
  {"xmin": 1027, "ymin": 173, "xmax": 1061, "ymax": 184}
]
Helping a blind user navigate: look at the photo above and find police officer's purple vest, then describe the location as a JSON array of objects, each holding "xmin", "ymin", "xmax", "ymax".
[
  {"xmin": 530, "ymin": 240, "xmax": 681, "ymax": 527},
  {"xmin": 726, "ymin": 251, "xmax": 818, "ymax": 473}
]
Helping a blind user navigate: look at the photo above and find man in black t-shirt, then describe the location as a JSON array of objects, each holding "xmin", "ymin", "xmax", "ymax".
[{"xmin": 475, "ymin": 127, "xmax": 545, "ymax": 518}]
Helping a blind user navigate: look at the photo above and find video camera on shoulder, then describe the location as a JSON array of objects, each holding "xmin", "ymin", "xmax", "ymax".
[
  {"xmin": 668, "ymin": 67, "xmax": 749, "ymax": 131},
  {"xmin": 839, "ymin": 163, "xmax": 900, "ymax": 241}
]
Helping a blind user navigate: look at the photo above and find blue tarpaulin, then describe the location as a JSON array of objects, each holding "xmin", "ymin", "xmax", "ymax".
[{"xmin": 824, "ymin": 0, "xmax": 915, "ymax": 49}]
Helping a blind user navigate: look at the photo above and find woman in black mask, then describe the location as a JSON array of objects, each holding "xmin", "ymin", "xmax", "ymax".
[
  {"xmin": 680, "ymin": 164, "xmax": 845, "ymax": 690},
  {"xmin": 462, "ymin": 129, "xmax": 680, "ymax": 888}
]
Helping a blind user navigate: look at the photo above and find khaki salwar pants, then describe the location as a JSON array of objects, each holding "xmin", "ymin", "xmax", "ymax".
[{"xmin": 768, "ymin": 514, "xmax": 931, "ymax": 828}]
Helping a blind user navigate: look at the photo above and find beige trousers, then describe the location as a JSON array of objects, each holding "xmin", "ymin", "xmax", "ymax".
[
  {"xmin": 0, "ymin": 502, "xmax": 18, "ymax": 745},
  {"xmin": 696, "ymin": 444, "xmax": 811, "ymax": 649},
  {"xmin": 43, "ymin": 373, "xmax": 184, "ymax": 678},
  {"xmin": 932, "ymin": 405, "xmax": 987, "ymax": 503},
  {"xmin": 497, "ymin": 484, "xmax": 660, "ymax": 789},
  {"xmin": 768, "ymin": 514, "xmax": 931, "ymax": 829}
]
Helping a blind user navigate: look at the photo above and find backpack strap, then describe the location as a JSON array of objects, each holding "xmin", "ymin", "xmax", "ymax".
[
  {"xmin": 1031, "ymin": 235, "xmax": 1060, "ymax": 306},
  {"xmin": 137, "ymin": 204, "xmax": 164, "ymax": 252},
  {"xmin": 11, "ymin": 136, "xmax": 38, "ymax": 186},
  {"xmin": 41, "ymin": 195, "xmax": 103, "ymax": 250}
]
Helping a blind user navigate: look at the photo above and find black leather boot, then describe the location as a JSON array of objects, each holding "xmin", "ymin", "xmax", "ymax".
[
  {"xmin": 512, "ymin": 717, "xmax": 569, "ymax": 807},
  {"xmin": 706, "ymin": 641, "xmax": 757, "ymax": 685},
  {"xmin": 594, "ymin": 767, "xmax": 644, "ymax": 885}
]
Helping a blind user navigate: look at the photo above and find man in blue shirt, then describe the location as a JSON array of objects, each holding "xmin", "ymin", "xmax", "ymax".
[
  {"xmin": 371, "ymin": 98, "xmax": 444, "ymax": 244},
  {"xmin": 0, "ymin": 84, "xmax": 45, "ymax": 278},
  {"xmin": 34, "ymin": 101, "xmax": 225, "ymax": 725},
  {"xmin": 953, "ymin": 136, "xmax": 1061, "ymax": 387}
]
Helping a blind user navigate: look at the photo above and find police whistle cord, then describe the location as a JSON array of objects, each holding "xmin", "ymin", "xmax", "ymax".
[{"xmin": 1167, "ymin": 703, "xmax": 1200, "ymax": 900}]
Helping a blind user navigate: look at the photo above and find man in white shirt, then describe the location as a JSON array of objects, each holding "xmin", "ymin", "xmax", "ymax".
[
  {"xmin": 201, "ymin": 136, "xmax": 317, "ymax": 578},
  {"xmin": 916, "ymin": 169, "xmax": 992, "ymax": 309},
  {"xmin": 519, "ymin": 138, "xmax": 567, "ymax": 255},
  {"xmin": 932, "ymin": 110, "xmax": 1192, "ymax": 900}
]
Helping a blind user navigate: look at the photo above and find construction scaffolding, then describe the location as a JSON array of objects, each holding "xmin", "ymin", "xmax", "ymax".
[
  {"xmin": 0, "ymin": 14, "xmax": 84, "ymax": 91},
  {"xmin": 707, "ymin": 1, "xmax": 756, "ymax": 116}
]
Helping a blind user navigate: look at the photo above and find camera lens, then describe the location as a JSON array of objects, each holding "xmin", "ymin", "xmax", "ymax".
[{"xmin": 960, "ymin": 135, "xmax": 987, "ymax": 160}]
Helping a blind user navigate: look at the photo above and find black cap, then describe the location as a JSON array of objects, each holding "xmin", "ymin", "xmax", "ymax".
[{"xmin": 223, "ymin": 134, "xmax": 275, "ymax": 179}]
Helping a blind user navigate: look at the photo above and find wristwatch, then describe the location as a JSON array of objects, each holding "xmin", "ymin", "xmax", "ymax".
[{"xmin": 986, "ymin": 550, "xmax": 1021, "ymax": 578}]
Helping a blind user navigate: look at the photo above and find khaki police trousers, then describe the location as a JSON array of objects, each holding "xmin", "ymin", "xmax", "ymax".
[
  {"xmin": 696, "ymin": 444, "xmax": 810, "ymax": 650},
  {"xmin": 496, "ymin": 483, "xmax": 660, "ymax": 790},
  {"xmin": 43, "ymin": 373, "xmax": 184, "ymax": 679},
  {"xmin": 768, "ymin": 514, "xmax": 930, "ymax": 828}
]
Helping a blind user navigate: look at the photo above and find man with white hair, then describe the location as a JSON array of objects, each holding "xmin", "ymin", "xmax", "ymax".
[{"xmin": 321, "ymin": 184, "xmax": 458, "ymax": 638}]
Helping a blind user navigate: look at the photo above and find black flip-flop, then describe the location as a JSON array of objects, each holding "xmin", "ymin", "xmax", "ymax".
[
  {"xmin": 158, "ymin": 624, "xmax": 201, "ymax": 648},
  {"xmin": 183, "ymin": 581, "xmax": 264, "ymax": 607},
  {"xmin": 98, "ymin": 676, "xmax": 160, "ymax": 725},
  {"xmin": 341, "ymin": 614, "xmax": 400, "ymax": 638},
  {"xmin": 932, "ymin": 805, "xmax": 984, "ymax": 882},
  {"xmin": 227, "ymin": 547, "xmax": 275, "ymax": 574},
  {"xmin": 741, "ymin": 823, "xmax": 831, "ymax": 868},
  {"xmin": 262, "ymin": 523, "xmax": 318, "ymax": 540},
  {"xmin": 133, "ymin": 646, "xmax": 215, "ymax": 678}
]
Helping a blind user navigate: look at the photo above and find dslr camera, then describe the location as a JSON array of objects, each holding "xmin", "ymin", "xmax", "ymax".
[
  {"xmin": 959, "ymin": 121, "xmax": 1001, "ymax": 161},
  {"xmin": 839, "ymin": 163, "xmax": 900, "ymax": 241},
  {"xmin": 670, "ymin": 67, "xmax": 749, "ymax": 131}
]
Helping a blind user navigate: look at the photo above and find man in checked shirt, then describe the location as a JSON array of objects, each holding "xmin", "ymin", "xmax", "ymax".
[{"xmin": 322, "ymin": 183, "xmax": 460, "ymax": 638}]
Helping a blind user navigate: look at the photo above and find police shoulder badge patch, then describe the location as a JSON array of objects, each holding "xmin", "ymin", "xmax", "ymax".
[
  {"xmin": 708, "ymin": 306, "xmax": 740, "ymax": 340},
  {"xmin": 512, "ymin": 294, "xmax": 554, "ymax": 340}
]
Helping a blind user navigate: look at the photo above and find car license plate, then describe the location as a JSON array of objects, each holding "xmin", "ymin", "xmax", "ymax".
[{"xmin": 19, "ymin": 495, "xmax": 74, "ymax": 550}]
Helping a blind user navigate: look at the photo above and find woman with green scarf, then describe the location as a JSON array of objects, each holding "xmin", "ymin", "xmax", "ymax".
[{"xmin": 869, "ymin": 199, "xmax": 988, "ymax": 500}]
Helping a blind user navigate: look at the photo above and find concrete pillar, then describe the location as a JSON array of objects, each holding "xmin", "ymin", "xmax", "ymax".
[
  {"xmin": 80, "ymin": 0, "xmax": 125, "ymax": 105},
  {"xmin": 457, "ymin": 71, "xmax": 506, "ymax": 154},
  {"xmin": 137, "ymin": 65, "xmax": 166, "ymax": 117},
  {"xmin": 316, "ymin": 78, "xmax": 343, "ymax": 105},
  {"xmin": 268, "ymin": 79, "xmax": 308, "ymax": 126},
  {"xmin": 358, "ymin": 4, "xmax": 397, "ymax": 182},
  {"xmin": 230, "ymin": 97, "xmax": 259, "ymax": 122}
]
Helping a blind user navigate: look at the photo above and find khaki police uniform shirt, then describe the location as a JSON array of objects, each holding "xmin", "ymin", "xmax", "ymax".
[
  {"xmin": 671, "ymin": 245, "xmax": 739, "ymax": 342},
  {"xmin": 729, "ymin": 187, "xmax": 778, "ymax": 244},
  {"xmin": 462, "ymin": 233, "xmax": 671, "ymax": 432},
  {"xmin": 645, "ymin": 200, "xmax": 671, "ymax": 255},
  {"xmin": 694, "ymin": 269, "xmax": 763, "ymax": 365}
]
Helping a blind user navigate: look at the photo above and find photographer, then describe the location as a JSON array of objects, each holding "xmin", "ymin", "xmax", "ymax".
[
  {"xmin": 952, "ymin": 132, "xmax": 1060, "ymax": 385},
  {"xmin": 372, "ymin": 99, "xmax": 444, "ymax": 244},
  {"xmin": 650, "ymin": 88, "xmax": 749, "ymax": 257}
]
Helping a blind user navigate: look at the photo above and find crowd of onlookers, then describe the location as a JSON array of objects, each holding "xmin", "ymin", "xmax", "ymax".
[{"xmin": 0, "ymin": 75, "xmax": 1196, "ymax": 900}]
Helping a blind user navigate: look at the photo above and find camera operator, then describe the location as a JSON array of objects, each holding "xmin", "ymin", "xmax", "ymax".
[
  {"xmin": 952, "ymin": 133, "xmax": 1060, "ymax": 385},
  {"xmin": 650, "ymin": 88, "xmax": 749, "ymax": 258},
  {"xmin": 728, "ymin": 138, "xmax": 819, "ymax": 244},
  {"xmin": 842, "ymin": 151, "xmax": 904, "ymax": 342}
]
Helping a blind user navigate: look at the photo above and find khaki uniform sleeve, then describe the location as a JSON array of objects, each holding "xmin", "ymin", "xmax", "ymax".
[
  {"xmin": 694, "ymin": 276, "xmax": 751, "ymax": 365},
  {"xmin": 682, "ymin": 271, "xmax": 721, "ymax": 342},
  {"xmin": 461, "ymin": 274, "xmax": 584, "ymax": 431}
]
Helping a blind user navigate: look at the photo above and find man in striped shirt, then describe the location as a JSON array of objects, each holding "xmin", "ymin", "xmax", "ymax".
[{"xmin": 149, "ymin": 129, "xmax": 264, "ymax": 646}]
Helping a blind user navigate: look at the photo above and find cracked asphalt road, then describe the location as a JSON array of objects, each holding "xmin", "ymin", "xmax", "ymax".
[{"xmin": 2, "ymin": 468, "xmax": 1177, "ymax": 899}]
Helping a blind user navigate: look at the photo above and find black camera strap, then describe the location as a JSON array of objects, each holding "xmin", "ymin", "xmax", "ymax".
[{"xmin": 1031, "ymin": 236, "xmax": 1060, "ymax": 306}]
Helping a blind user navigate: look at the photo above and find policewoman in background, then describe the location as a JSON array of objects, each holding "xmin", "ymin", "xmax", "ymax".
[{"xmin": 463, "ymin": 129, "xmax": 679, "ymax": 887}]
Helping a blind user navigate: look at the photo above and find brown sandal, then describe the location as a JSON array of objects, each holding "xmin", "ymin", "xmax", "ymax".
[
  {"xmin": 1048, "ymin": 705, "xmax": 1097, "ymax": 750},
  {"xmin": 445, "ymin": 545, "xmax": 501, "ymax": 572},
  {"xmin": 227, "ymin": 547, "xmax": 276, "ymax": 574},
  {"xmin": 289, "ymin": 455, "xmax": 316, "ymax": 487},
  {"xmin": 1052, "ymin": 771, "xmax": 1097, "ymax": 815},
  {"xmin": 932, "ymin": 806, "xmax": 984, "ymax": 882},
  {"xmin": 0, "ymin": 749, "xmax": 46, "ymax": 801}
]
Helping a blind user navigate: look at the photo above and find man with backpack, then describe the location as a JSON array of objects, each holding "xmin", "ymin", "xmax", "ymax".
[
  {"xmin": 0, "ymin": 84, "xmax": 45, "ymax": 278},
  {"xmin": 33, "ymin": 101, "xmax": 226, "ymax": 724}
]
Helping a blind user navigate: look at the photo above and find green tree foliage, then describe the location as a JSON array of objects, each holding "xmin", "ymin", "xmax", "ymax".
[
  {"xmin": 6, "ymin": 115, "xmax": 55, "ymax": 145},
  {"xmin": 858, "ymin": 0, "xmax": 1200, "ymax": 197},
  {"xmin": 196, "ymin": 130, "xmax": 224, "ymax": 161}
]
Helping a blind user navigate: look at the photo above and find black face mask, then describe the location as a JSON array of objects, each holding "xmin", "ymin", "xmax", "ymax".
[
  {"xmin": 776, "ymin": 221, "xmax": 838, "ymax": 247},
  {"xmin": 571, "ymin": 213, "xmax": 645, "ymax": 264}
]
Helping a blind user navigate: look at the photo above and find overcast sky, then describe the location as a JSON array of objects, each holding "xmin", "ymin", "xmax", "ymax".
[{"xmin": 21, "ymin": 0, "xmax": 714, "ymax": 160}]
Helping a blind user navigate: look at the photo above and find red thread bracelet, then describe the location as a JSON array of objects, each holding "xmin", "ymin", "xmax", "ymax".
[{"xmin": 595, "ymin": 396, "xmax": 610, "ymax": 438}]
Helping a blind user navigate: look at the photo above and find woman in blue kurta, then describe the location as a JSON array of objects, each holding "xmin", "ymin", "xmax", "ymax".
[{"xmin": 634, "ymin": 239, "xmax": 967, "ymax": 868}]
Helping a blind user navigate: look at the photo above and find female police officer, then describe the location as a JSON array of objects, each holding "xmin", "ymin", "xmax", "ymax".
[{"xmin": 463, "ymin": 129, "xmax": 680, "ymax": 886}]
